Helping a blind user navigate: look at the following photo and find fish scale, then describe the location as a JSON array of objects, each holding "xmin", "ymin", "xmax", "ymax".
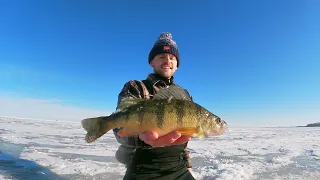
[
  {"xmin": 174, "ymin": 101, "xmax": 185, "ymax": 127},
  {"xmin": 155, "ymin": 101, "xmax": 166, "ymax": 129}
]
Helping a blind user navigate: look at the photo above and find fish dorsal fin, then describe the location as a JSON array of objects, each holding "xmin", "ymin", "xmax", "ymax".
[
  {"xmin": 117, "ymin": 98, "xmax": 145, "ymax": 111},
  {"xmin": 153, "ymin": 85, "xmax": 192, "ymax": 101}
]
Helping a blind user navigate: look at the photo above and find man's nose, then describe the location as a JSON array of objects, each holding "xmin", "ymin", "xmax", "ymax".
[{"xmin": 163, "ymin": 55, "xmax": 171, "ymax": 62}]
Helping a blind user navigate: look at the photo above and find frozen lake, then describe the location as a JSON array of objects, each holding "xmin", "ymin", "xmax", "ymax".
[{"xmin": 0, "ymin": 117, "xmax": 319, "ymax": 180}]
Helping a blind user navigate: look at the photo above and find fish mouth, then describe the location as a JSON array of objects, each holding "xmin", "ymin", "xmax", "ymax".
[
  {"xmin": 206, "ymin": 128, "xmax": 225, "ymax": 136},
  {"xmin": 206, "ymin": 120, "xmax": 228, "ymax": 136}
]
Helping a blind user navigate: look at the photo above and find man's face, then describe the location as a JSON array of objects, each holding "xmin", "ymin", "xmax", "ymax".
[{"xmin": 150, "ymin": 53, "xmax": 178, "ymax": 79}]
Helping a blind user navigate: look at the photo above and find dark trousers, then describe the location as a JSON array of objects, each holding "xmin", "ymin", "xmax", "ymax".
[
  {"xmin": 122, "ymin": 149, "xmax": 196, "ymax": 180},
  {"xmin": 123, "ymin": 163, "xmax": 195, "ymax": 180}
]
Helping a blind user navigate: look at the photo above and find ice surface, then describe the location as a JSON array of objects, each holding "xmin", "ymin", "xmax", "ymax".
[{"xmin": 0, "ymin": 117, "xmax": 319, "ymax": 180}]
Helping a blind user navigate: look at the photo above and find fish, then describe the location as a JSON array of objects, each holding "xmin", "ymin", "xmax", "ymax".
[{"xmin": 81, "ymin": 85, "xmax": 228, "ymax": 143}]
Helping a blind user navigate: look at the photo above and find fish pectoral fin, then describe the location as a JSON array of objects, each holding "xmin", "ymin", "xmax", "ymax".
[
  {"xmin": 117, "ymin": 130, "xmax": 127, "ymax": 137},
  {"xmin": 117, "ymin": 128, "xmax": 138, "ymax": 137},
  {"xmin": 176, "ymin": 127, "xmax": 200, "ymax": 136}
]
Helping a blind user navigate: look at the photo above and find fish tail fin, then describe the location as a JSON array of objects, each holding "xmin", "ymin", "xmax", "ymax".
[{"xmin": 81, "ymin": 116, "xmax": 113, "ymax": 143}]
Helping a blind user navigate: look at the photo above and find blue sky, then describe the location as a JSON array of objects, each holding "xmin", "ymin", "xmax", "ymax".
[{"xmin": 0, "ymin": 1, "xmax": 319, "ymax": 126}]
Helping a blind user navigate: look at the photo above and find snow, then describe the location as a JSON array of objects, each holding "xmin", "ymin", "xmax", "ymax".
[{"xmin": 0, "ymin": 116, "xmax": 319, "ymax": 180}]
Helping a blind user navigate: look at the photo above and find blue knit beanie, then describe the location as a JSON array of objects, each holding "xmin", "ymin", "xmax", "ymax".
[{"xmin": 148, "ymin": 32, "xmax": 180, "ymax": 67}]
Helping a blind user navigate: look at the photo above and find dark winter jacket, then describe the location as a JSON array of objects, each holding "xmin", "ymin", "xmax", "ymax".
[{"xmin": 113, "ymin": 73, "xmax": 193, "ymax": 168}]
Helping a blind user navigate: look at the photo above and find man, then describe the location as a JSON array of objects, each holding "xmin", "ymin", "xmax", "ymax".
[{"xmin": 113, "ymin": 32, "xmax": 195, "ymax": 180}]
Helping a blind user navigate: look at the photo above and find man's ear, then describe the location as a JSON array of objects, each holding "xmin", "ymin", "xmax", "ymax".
[{"xmin": 149, "ymin": 59, "xmax": 155, "ymax": 67}]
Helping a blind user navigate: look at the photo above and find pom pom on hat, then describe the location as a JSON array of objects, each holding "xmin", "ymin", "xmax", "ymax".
[{"xmin": 148, "ymin": 32, "xmax": 180, "ymax": 67}]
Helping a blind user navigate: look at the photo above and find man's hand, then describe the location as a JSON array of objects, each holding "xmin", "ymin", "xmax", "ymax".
[{"xmin": 139, "ymin": 131, "xmax": 191, "ymax": 147}]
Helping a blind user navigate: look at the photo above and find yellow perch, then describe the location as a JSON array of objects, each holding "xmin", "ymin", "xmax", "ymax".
[{"xmin": 82, "ymin": 85, "xmax": 228, "ymax": 143}]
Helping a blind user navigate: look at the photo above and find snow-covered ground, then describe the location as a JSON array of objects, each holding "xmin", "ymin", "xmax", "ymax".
[{"xmin": 0, "ymin": 117, "xmax": 319, "ymax": 180}]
